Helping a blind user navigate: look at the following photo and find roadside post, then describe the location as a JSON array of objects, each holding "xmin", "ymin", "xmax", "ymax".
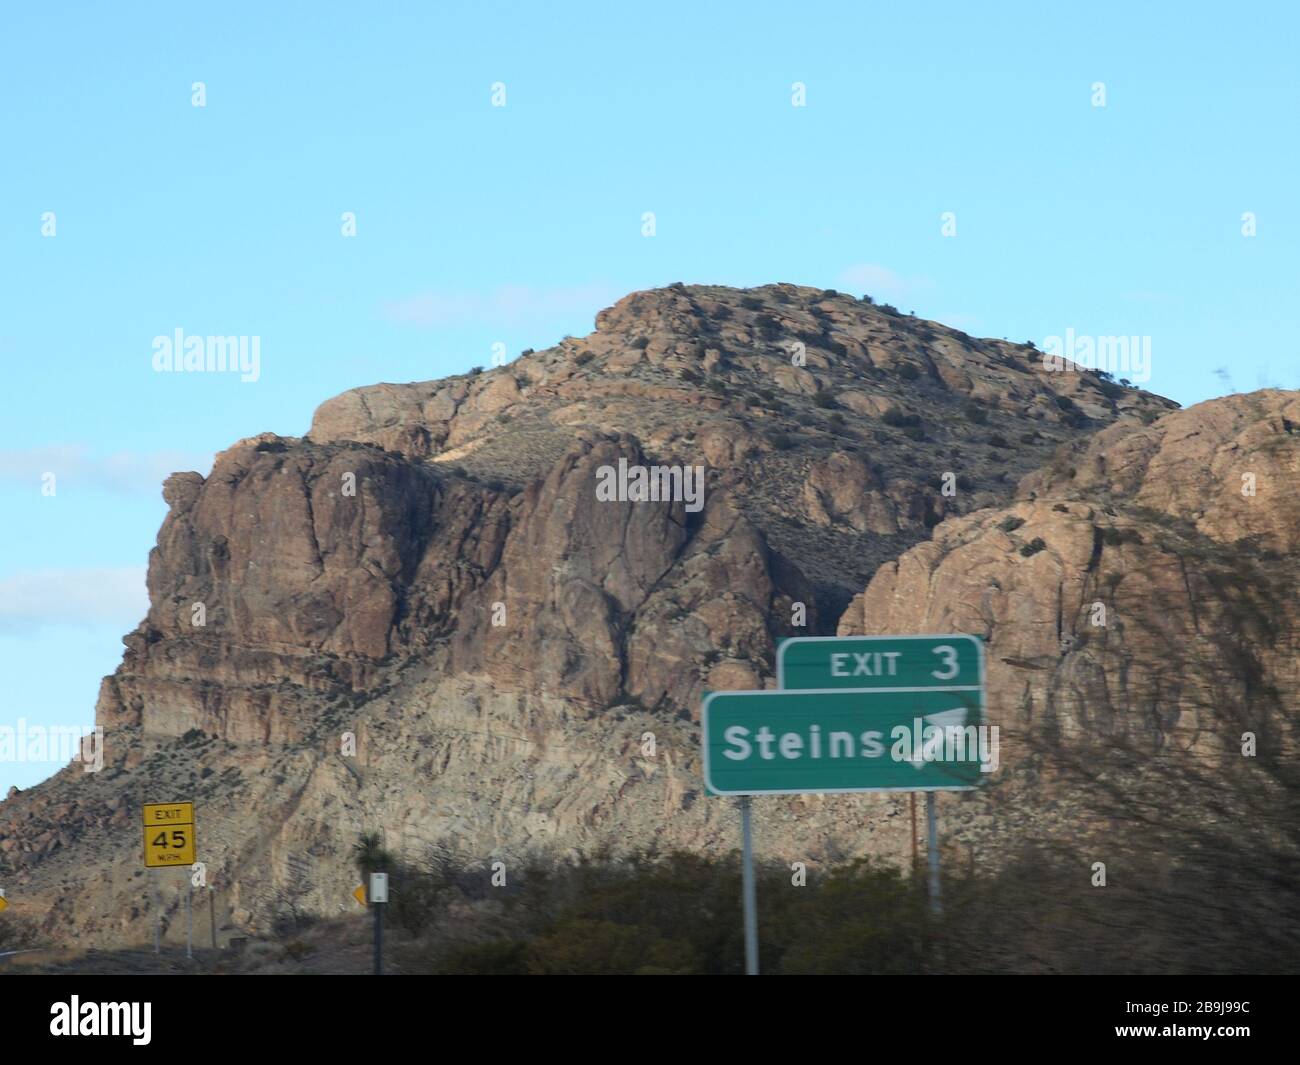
[
  {"xmin": 370, "ymin": 872, "xmax": 388, "ymax": 975},
  {"xmin": 739, "ymin": 796, "xmax": 758, "ymax": 975},
  {"xmin": 926, "ymin": 791, "xmax": 941, "ymax": 914}
]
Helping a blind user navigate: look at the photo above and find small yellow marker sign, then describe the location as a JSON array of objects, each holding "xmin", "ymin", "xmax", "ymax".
[
  {"xmin": 353, "ymin": 885, "xmax": 367, "ymax": 907},
  {"xmin": 143, "ymin": 802, "xmax": 196, "ymax": 868},
  {"xmin": 0, "ymin": 893, "xmax": 8, "ymax": 913}
]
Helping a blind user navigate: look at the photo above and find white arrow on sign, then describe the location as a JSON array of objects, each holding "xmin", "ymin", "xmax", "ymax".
[{"xmin": 905, "ymin": 707, "xmax": 969, "ymax": 769}]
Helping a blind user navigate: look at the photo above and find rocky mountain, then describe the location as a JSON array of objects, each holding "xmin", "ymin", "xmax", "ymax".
[
  {"xmin": 841, "ymin": 388, "xmax": 1300, "ymax": 762},
  {"xmin": 7, "ymin": 283, "xmax": 1290, "ymax": 949}
]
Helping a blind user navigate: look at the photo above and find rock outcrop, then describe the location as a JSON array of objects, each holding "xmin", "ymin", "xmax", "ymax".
[{"xmin": 2, "ymin": 283, "xmax": 1225, "ymax": 946}]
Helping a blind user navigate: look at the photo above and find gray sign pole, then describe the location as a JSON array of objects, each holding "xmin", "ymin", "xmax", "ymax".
[
  {"xmin": 153, "ymin": 875, "xmax": 160, "ymax": 954},
  {"xmin": 926, "ymin": 791, "xmax": 942, "ymax": 915},
  {"xmin": 370, "ymin": 872, "xmax": 388, "ymax": 975},
  {"xmin": 739, "ymin": 795, "xmax": 759, "ymax": 975},
  {"xmin": 185, "ymin": 879, "xmax": 193, "ymax": 959},
  {"xmin": 209, "ymin": 886, "xmax": 217, "ymax": 950}
]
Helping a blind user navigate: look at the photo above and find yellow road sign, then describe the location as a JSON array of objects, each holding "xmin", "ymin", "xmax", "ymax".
[
  {"xmin": 0, "ymin": 894, "xmax": 8, "ymax": 913},
  {"xmin": 143, "ymin": 802, "xmax": 195, "ymax": 868},
  {"xmin": 353, "ymin": 885, "xmax": 367, "ymax": 907}
]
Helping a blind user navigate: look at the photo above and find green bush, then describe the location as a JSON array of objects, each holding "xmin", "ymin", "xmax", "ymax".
[{"xmin": 883, "ymin": 409, "xmax": 921, "ymax": 428}]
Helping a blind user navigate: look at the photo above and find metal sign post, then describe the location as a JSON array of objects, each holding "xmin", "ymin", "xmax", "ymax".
[
  {"xmin": 926, "ymin": 791, "xmax": 942, "ymax": 915},
  {"xmin": 370, "ymin": 872, "xmax": 388, "ymax": 975},
  {"xmin": 739, "ymin": 796, "xmax": 758, "ymax": 975}
]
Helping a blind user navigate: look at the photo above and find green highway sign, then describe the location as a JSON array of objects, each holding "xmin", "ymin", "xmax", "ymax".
[
  {"xmin": 705, "ymin": 634, "xmax": 989, "ymax": 967},
  {"xmin": 777, "ymin": 634, "xmax": 983, "ymax": 692},
  {"xmin": 702, "ymin": 687, "xmax": 988, "ymax": 795}
]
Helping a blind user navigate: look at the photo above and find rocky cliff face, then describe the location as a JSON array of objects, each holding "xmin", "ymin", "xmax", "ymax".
[
  {"xmin": 839, "ymin": 388, "xmax": 1299, "ymax": 754},
  {"xmin": 839, "ymin": 389, "xmax": 1300, "ymax": 873},
  {"xmin": 12, "ymin": 282, "xmax": 1280, "ymax": 949}
]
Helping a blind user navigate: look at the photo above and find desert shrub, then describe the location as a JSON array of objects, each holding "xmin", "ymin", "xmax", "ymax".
[
  {"xmin": 440, "ymin": 939, "xmax": 529, "ymax": 975},
  {"xmin": 1019, "ymin": 537, "xmax": 1047, "ymax": 556},
  {"xmin": 812, "ymin": 390, "xmax": 838, "ymax": 409},
  {"xmin": 768, "ymin": 431, "xmax": 795, "ymax": 450},
  {"xmin": 896, "ymin": 363, "xmax": 921, "ymax": 381},
  {"xmin": 1101, "ymin": 525, "xmax": 1144, "ymax": 546},
  {"xmin": 963, "ymin": 402, "xmax": 988, "ymax": 424},
  {"xmin": 283, "ymin": 940, "xmax": 314, "ymax": 961},
  {"xmin": 882, "ymin": 409, "xmax": 921, "ymax": 428},
  {"xmin": 999, "ymin": 516, "xmax": 1026, "ymax": 533}
]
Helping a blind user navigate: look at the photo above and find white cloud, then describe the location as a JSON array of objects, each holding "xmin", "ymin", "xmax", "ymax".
[
  {"xmin": 380, "ymin": 282, "xmax": 620, "ymax": 328},
  {"xmin": 0, "ymin": 446, "xmax": 212, "ymax": 496},
  {"xmin": 0, "ymin": 566, "xmax": 148, "ymax": 630},
  {"xmin": 837, "ymin": 264, "xmax": 933, "ymax": 302}
]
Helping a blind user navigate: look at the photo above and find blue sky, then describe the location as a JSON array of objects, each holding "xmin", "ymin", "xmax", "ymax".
[{"xmin": 1, "ymin": 1, "xmax": 1297, "ymax": 791}]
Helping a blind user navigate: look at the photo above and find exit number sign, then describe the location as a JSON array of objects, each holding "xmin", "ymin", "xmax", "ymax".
[{"xmin": 777, "ymin": 634, "xmax": 983, "ymax": 692}]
